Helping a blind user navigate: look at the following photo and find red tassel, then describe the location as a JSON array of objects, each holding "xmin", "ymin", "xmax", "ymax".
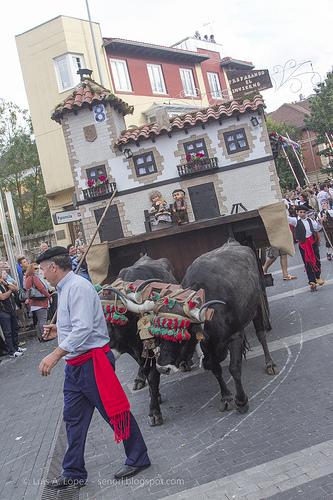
[
  {"xmin": 110, "ymin": 410, "xmax": 130, "ymax": 443},
  {"xmin": 188, "ymin": 300, "xmax": 196, "ymax": 310},
  {"xmin": 164, "ymin": 297, "xmax": 169, "ymax": 305}
]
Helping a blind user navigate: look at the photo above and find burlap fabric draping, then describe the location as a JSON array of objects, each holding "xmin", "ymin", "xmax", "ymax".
[
  {"xmin": 258, "ymin": 202, "xmax": 295, "ymax": 256},
  {"xmin": 86, "ymin": 242, "xmax": 110, "ymax": 284}
]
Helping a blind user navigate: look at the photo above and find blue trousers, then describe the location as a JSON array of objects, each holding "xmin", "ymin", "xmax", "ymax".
[{"xmin": 62, "ymin": 351, "xmax": 150, "ymax": 480}]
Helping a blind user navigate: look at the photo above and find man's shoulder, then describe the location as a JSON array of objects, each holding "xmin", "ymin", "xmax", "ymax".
[{"xmin": 69, "ymin": 274, "xmax": 95, "ymax": 293}]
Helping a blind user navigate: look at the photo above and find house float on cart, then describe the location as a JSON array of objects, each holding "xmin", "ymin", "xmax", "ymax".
[{"xmin": 51, "ymin": 70, "xmax": 281, "ymax": 252}]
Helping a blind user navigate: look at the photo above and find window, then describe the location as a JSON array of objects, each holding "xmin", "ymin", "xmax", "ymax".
[
  {"xmin": 110, "ymin": 59, "xmax": 132, "ymax": 92},
  {"xmin": 86, "ymin": 165, "xmax": 107, "ymax": 181},
  {"xmin": 133, "ymin": 152, "xmax": 157, "ymax": 177},
  {"xmin": 180, "ymin": 68, "xmax": 197, "ymax": 97},
  {"xmin": 184, "ymin": 139, "xmax": 208, "ymax": 158},
  {"xmin": 147, "ymin": 64, "xmax": 167, "ymax": 94},
  {"xmin": 54, "ymin": 53, "xmax": 85, "ymax": 92},
  {"xmin": 223, "ymin": 128, "xmax": 249, "ymax": 154},
  {"xmin": 207, "ymin": 72, "xmax": 222, "ymax": 99}
]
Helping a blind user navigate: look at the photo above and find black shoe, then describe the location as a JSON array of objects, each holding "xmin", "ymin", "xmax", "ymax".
[
  {"xmin": 46, "ymin": 475, "xmax": 86, "ymax": 490},
  {"xmin": 114, "ymin": 464, "xmax": 150, "ymax": 480}
]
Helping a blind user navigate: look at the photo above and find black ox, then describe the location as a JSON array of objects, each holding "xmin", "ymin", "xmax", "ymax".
[
  {"xmin": 156, "ymin": 240, "xmax": 277, "ymax": 414},
  {"xmin": 107, "ymin": 255, "xmax": 178, "ymax": 426}
]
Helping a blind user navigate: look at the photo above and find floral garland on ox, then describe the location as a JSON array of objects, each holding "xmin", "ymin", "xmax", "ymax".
[
  {"xmin": 87, "ymin": 175, "xmax": 108, "ymax": 188},
  {"xmin": 102, "ymin": 303, "xmax": 128, "ymax": 326}
]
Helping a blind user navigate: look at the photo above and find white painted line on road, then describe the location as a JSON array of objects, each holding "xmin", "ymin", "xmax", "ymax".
[
  {"xmin": 160, "ymin": 438, "xmax": 333, "ymax": 499},
  {"xmin": 271, "ymin": 257, "xmax": 328, "ymax": 275},
  {"xmin": 127, "ymin": 321, "xmax": 333, "ymax": 393},
  {"xmin": 269, "ymin": 278, "xmax": 333, "ymax": 302}
]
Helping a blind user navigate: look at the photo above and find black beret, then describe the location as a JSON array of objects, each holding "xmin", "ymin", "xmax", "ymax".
[{"xmin": 36, "ymin": 246, "xmax": 69, "ymax": 264}]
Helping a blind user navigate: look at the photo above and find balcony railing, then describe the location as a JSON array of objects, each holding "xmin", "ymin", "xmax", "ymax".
[
  {"xmin": 177, "ymin": 157, "xmax": 218, "ymax": 177},
  {"xmin": 82, "ymin": 181, "xmax": 117, "ymax": 201}
]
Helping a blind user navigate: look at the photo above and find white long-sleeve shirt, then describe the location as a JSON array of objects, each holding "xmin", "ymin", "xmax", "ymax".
[{"xmin": 288, "ymin": 216, "xmax": 320, "ymax": 238}]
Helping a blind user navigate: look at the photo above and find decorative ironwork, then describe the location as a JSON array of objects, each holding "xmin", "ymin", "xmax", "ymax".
[
  {"xmin": 271, "ymin": 59, "xmax": 322, "ymax": 94},
  {"xmin": 82, "ymin": 181, "xmax": 117, "ymax": 201},
  {"xmin": 177, "ymin": 157, "xmax": 218, "ymax": 177}
]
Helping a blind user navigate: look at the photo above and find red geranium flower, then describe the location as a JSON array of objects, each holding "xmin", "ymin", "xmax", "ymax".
[
  {"xmin": 186, "ymin": 154, "xmax": 192, "ymax": 162},
  {"xmin": 98, "ymin": 175, "xmax": 107, "ymax": 183},
  {"xmin": 87, "ymin": 179, "xmax": 95, "ymax": 187}
]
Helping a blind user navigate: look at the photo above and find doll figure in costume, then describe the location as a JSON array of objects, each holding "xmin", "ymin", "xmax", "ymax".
[
  {"xmin": 149, "ymin": 191, "xmax": 172, "ymax": 226},
  {"xmin": 172, "ymin": 189, "xmax": 188, "ymax": 225}
]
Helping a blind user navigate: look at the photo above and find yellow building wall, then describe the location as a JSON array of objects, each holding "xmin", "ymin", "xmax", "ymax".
[{"xmin": 16, "ymin": 16, "xmax": 111, "ymax": 199}]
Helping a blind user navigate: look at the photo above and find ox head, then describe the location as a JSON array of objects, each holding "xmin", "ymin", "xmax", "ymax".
[{"xmin": 155, "ymin": 300, "xmax": 225, "ymax": 375}]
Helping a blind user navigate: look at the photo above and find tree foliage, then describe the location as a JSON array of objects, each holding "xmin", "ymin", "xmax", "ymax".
[
  {"xmin": 266, "ymin": 116, "xmax": 305, "ymax": 191},
  {"xmin": 305, "ymin": 71, "xmax": 333, "ymax": 173},
  {"xmin": 0, "ymin": 99, "xmax": 52, "ymax": 235}
]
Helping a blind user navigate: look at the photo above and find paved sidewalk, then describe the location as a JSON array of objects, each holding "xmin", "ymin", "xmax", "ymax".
[{"xmin": 0, "ymin": 337, "xmax": 64, "ymax": 500}]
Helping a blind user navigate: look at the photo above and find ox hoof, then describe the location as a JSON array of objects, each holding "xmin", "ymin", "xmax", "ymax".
[
  {"xmin": 219, "ymin": 397, "xmax": 234, "ymax": 412},
  {"xmin": 266, "ymin": 363, "xmax": 279, "ymax": 376},
  {"xmin": 236, "ymin": 400, "xmax": 249, "ymax": 414},
  {"xmin": 133, "ymin": 379, "xmax": 146, "ymax": 391},
  {"xmin": 148, "ymin": 414, "xmax": 163, "ymax": 426}
]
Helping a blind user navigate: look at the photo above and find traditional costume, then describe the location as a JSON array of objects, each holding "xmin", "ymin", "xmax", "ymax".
[
  {"xmin": 36, "ymin": 247, "xmax": 150, "ymax": 490},
  {"xmin": 288, "ymin": 206, "xmax": 323, "ymax": 291},
  {"xmin": 319, "ymin": 206, "xmax": 333, "ymax": 260},
  {"xmin": 172, "ymin": 189, "xmax": 188, "ymax": 225}
]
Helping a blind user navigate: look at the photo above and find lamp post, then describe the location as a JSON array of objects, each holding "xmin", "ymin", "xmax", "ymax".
[{"xmin": 85, "ymin": 0, "xmax": 104, "ymax": 86}]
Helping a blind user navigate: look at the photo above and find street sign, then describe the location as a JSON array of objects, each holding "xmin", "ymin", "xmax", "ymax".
[
  {"xmin": 54, "ymin": 210, "xmax": 81, "ymax": 225},
  {"xmin": 227, "ymin": 69, "xmax": 273, "ymax": 99}
]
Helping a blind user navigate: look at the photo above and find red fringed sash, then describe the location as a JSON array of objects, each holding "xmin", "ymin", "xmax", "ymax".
[
  {"xmin": 299, "ymin": 235, "xmax": 319, "ymax": 272},
  {"xmin": 66, "ymin": 344, "xmax": 130, "ymax": 443}
]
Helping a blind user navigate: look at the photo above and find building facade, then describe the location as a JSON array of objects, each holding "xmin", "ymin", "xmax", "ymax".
[
  {"xmin": 16, "ymin": 15, "xmax": 255, "ymax": 244},
  {"xmin": 52, "ymin": 79, "xmax": 280, "ymax": 245}
]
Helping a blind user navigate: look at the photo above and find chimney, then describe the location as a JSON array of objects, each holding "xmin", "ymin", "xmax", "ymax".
[
  {"xmin": 77, "ymin": 68, "xmax": 93, "ymax": 81},
  {"xmin": 155, "ymin": 108, "xmax": 170, "ymax": 129}
]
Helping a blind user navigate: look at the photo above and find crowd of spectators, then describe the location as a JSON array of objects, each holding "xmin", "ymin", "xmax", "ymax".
[{"xmin": 0, "ymin": 237, "xmax": 91, "ymax": 361}]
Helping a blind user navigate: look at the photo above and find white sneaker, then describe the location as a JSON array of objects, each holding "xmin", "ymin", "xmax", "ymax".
[
  {"xmin": 17, "ymin": 347, "xmax": 27, "ymax": 353},
  {"xmin": 9, "ymin": 351, "xmax": 23, "ymax": 358}
]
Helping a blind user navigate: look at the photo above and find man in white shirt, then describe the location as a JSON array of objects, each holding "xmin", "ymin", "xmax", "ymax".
[
  {"xmin": 288, "ymin": 205, "xmax": 324, "ymax": 291},
  {"xmin": 317, "ymin": 184, "xmax": 331, "ymax": 211}
]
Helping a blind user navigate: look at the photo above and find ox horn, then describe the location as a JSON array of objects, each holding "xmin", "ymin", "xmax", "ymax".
[
  {"xmin": 107, "ymin": 287, "xmax": 155, "ymax": 314},
  {"xmin": 197, "ymin": 300, "xmax": 226, "ymax": 322},
  {"xmin": 135, "ymin": 278, "xmax": 163, "ymax": 292}
]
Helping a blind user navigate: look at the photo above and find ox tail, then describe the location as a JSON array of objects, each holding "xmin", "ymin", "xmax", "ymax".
[
  {"xmin": 242, "ymin": 334, "xmax": 251, "ymax": 359},
  {"xmin": 259, "ymin": 289, "xmax": 272, "ymax": 332}
]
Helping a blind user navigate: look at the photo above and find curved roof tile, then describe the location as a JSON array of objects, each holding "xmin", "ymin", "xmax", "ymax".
[
  {"xmin": 116, "ymin": 95, "xmax": 264, "ymax": 147},
  {"xmin": 51, "ymin": 78, "xmax": 133, "ymax": 123}
]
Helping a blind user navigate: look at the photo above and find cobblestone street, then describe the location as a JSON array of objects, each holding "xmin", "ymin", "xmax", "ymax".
[{"xmin": 1, "ymin": 244, "xmax": 333, "ymax": 500}]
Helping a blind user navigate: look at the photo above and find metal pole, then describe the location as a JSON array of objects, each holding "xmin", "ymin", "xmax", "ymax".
[
  {"xmin": 286, "ymin": 133, "xmax": 310, "ymax": 185},
  {"xmin": 0, "ymin": 192, "xmax": 19, "ymax": 284},
  {"xmin": 5, "ymin": 191, "xmax": 24, "ymax": 256},
  {"xmin": 85, "ymin": 0, "xmax": 104, "ymax": 86},
  {"xmin": 282, "ymin": 147, "xmax": 299, "ymax": 185}
]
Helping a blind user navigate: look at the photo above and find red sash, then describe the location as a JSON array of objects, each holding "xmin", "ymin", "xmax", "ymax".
[
  {"xmin": 299, "ymin": 235, "xmax": 319, "ymax": 272},
  {"xmin": 66, "ymin": 344, "xmax": 130, "ymax": 443}
]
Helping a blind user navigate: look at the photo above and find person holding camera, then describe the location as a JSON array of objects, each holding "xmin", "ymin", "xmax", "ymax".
[
  {"xmin": 25, "ymin": 263, "xmax": 51, "ymax": 341},
  {"xmin": 0, "ymin": 275, "xmax": 24, "ymax": 357}
]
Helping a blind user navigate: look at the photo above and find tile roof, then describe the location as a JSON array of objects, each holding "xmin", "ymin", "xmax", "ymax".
[
  {"xmin": 268, "ymin": 100, "xmax": 311, "ymax": 129},
  {"xmin": 51, "ymin": 78, "xmax": 133, "ymax": 123},
  {"xmin": 116, "ymin": 95, "xmax": 264, "ymax": 147}
]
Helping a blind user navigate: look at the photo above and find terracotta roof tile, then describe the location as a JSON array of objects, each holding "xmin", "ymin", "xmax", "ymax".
[
  {"xmin": 51, "ymin": 78, "xmax": 133, "ymax": 123},
  {"xmin": 116, "ymin": 95, "xmax": 264, "ymax": 147}
]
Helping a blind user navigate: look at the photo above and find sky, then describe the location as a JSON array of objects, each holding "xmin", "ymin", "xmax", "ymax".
[{"xmin": 0, "ymin": 0, "xmax": 332, "ymax": 113}]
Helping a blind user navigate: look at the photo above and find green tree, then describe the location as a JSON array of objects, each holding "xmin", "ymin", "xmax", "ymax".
[
  {"xmin": 305, "ymin": 71, "xmax": 333, "ymax": 172},
  {"xmin": 266, "ymin": 116, "xmax": 304, "ymax": 191},
  {"xmin": 0, "ymin": 99, "xmax": 52, "ymax": 235}
]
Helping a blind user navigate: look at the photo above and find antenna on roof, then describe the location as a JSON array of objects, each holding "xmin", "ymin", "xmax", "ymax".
[{"xmin": 77, "ymin": 68, "xmax": 93, "ymax": 81}]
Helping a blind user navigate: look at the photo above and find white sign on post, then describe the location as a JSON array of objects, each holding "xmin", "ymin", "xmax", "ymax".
[{"xmin": 54, "ymin": 210, "xmax": 82, "ymax": 225}]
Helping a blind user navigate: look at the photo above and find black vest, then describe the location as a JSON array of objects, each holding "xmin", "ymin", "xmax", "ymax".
[
  {"xmin": 295, "ymin": 218, "xmax": 315, "ymax": 243},
  {"xmin": 320, "ymin": 210, "xmax": 333, "ymax": 229}
]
